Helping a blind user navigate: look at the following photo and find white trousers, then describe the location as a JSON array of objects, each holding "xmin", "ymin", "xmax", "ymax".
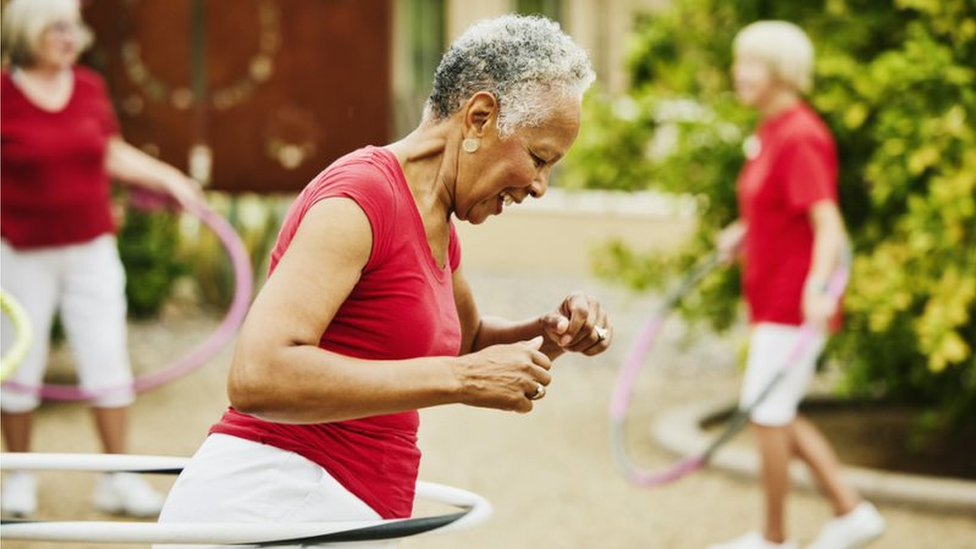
[
  {"xmin": 739, "ymin": 322, "xmax": 826, "ymax": 427},
  {"xmin": 156, "ymin": 434, "xmax": 398, "ymax": 548},
  {"xmin": 1, "ymin": 236, "xmax": 134, "ymax": 411}
]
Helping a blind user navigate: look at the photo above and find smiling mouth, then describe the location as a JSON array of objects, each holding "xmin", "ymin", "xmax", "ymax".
[{"xmin": 500, "ymin": 191, "xmax": 515, "ymax": 206}]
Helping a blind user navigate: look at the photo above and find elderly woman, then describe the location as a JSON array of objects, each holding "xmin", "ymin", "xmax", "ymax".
[
  {"xmin": 0, "ymin": 0, "xmax": 202, "ymax": 518},
  {"xmin": 711, "ymin": 21, "xmax": 885, "ymax": 549},
  {"xmin": 156, "ymin": 14, "xmax": 605, "ymax": 548}
]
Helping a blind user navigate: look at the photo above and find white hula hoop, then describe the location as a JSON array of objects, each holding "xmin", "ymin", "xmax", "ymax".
[{"xmin": 0, "ymin": 453, "xmax": 492, "ymax": 545}]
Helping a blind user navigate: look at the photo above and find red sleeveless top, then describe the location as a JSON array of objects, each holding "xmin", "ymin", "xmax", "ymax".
[{"xmin": 211, "ymin": 147, "xmax": 462, "ymax": 518}]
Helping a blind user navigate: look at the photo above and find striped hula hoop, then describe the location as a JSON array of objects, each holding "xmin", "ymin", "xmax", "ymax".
[
  {"xmin": 610, "ymin": 249, "xmax": 850, "ymax": 488},
  {"xmin": 0, "ymin": 198, "xmax": 254, "ymax": 401},
  {"xmin": 0, "ymin": 289, "xmax": 34, "ymax": 382},
  {"xmin": 0, "ymin": 453, "xmax": 492, "ymax": 545}
]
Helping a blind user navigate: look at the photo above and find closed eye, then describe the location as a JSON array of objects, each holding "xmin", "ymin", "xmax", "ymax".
[{"xmin": 529, "ymin": 152, "xmax": 547, "ymax": 169}]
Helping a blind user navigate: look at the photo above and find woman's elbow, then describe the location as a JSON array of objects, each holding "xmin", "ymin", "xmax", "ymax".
[{"xmin": 227, "ymin": 350, "xmax": 275, "ymax": 414}]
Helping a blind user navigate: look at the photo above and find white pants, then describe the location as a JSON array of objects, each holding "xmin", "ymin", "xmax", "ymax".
[
  {"xmin": 739, "ymin": 322, "xmax": 826, "ymax": 427},
  {"xmin": 156, "ymin": 434, "xmax": 398, "ymax": 548},
  {"xmin": 0, "ymin": 236, "xmax": 134, "ymax": 411}
]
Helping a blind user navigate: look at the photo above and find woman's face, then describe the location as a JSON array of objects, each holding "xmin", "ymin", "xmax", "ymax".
[
  {"xmin": 455, "ymin": 96, "xmax": 581, "ymax": 224},
  {"xmin": 732, "ymin": 52, "xmax": 776, "ymax": 108},
  {"xmin": 33, "ymin": 15, "xmax": 84, "ymax": 70}
]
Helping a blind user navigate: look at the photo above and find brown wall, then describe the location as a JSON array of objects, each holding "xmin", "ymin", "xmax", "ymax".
[{"xmin": 83, "ymin": 0, "xmax": 392, "ymax": 193}]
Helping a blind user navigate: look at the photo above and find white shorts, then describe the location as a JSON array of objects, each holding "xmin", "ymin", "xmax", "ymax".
[
  {"xmin": 739, "ymin": 322, "xmax": 826, "ymax": 427},
  {"xmin": 1, "ymin": 236, "xmax": 134, "ymax": 411},
  {"xmin": 155, "ymin": 434, "xmax": 398, "ymax": 549}
]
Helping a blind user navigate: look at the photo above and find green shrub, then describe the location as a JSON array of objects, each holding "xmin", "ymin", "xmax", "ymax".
[
  {"xmin": 565, "ymin": 0, "xmax": 976, "ymax": 432},
  {"xmin": 117, "ymin": 204, "xmax": 184, "ymax": 318},
  {"xmin": 178, "ymin": 193, "xmax": 283, "ymax": 308}
]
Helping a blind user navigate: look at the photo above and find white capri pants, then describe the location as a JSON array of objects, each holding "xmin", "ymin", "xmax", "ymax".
[
  {"xmin": 156, "ymin": 433, "xmax": 398, "ymax": 549},
  {"xmin": 0, "ymin": 236, "xmax": 135, "ymax": 411},
  {"xmin": 739, "ymin": 322, "xmax": 826, "ymax": 427}
]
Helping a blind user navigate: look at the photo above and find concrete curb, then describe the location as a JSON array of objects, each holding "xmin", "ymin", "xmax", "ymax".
[{"xmin": 652, "ymin": 397, "xmax": 976, "ymax": 511}]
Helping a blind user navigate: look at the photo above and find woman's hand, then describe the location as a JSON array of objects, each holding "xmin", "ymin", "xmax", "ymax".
[
  {"xmin": 538, "ymin": 292, "xmax": 612, "ymax": 357},
  {"xmin": 717, "ymin": 220, "xmax": 746, "ymax": 264},
  {"xmin": 162, "ymin": 170, "xmax": 206, "ymax": 211},
  {"xmin": 802, "ymin": 281, "xmax": 837, "ymax": 330},
  {"xmin": 452, "ymin": 336, "xmax": 553, "ymax": 413}
]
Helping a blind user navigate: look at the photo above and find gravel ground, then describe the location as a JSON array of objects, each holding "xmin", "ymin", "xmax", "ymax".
[{"xmin": 2, "ymin": 267, "xmax": 973, "ymax": 549}]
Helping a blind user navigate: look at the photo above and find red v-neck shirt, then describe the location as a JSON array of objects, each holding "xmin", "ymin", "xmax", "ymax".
[
  {"xmin": 212, "ymin": 147, "xmax": 463, "ymax": 519},
  {"xmin": 737, "ymin": 102, "xmax": 838, "ymax": 326},
  {"xmin": 1, "ymin": 67, "xmax": 119, "ymax": 249}
]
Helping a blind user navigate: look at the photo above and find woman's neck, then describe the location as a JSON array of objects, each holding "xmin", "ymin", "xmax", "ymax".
[
  {"xmin": 17, "ymin": 64, "xmax": 71, "ymax": 84},
  {"xmin": 11, "ymin": 64, "xmax": 75, "ymax": 112},
  {"xmin": 758, "ymin": 89, "xmax": 800, "ymax": 120},
  {"xmin": 387, "ymin": 121, "xmax": 459, "ymax": 222}
]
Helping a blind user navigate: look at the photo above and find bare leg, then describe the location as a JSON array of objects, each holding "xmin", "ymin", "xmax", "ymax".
[
  {"xmin": 752, "ymin": 422, "xmax": 792, "ymax": 544},
  {"xmin": 1, "ymin": 411, "xmax": 33, "ymax": 452},
  {"xmin": 91, "ymin": 406, "xmax": 129, "ymax": 454},
  {"xmin": 789, "ymin": 414, "xmax": 860, "ymax": 516}
]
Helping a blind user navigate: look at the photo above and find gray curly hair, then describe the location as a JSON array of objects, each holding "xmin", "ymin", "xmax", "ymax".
[{"xmin": 424, "ymin": 14, "xmax": 595, "ymax": 137}]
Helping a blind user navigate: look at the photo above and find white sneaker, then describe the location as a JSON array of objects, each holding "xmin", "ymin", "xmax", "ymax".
[
  {"xmin": 1, "ymin": 471, "xmax": 38, "ymax": 517},
  {"xmin": 93, "ymin": 472, "xmax": 164, "ymax": 518},
  {"xmin": 709, "ymin": 532, "xmax": 798, "ymax": 549},
  {"xmin": 807, "ymin": 501, "xmax": 886, "ymax": 549}
]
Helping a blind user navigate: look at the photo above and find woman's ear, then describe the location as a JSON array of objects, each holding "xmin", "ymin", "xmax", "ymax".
[{"xmin": 463, "ymin": 92, "xmax": 498, "ymax": 137}]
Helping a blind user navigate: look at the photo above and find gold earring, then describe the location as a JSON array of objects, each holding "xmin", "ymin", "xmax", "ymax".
[{"xmin": 462, "ymin": 138, "xmax": 480, "ymax": 153}]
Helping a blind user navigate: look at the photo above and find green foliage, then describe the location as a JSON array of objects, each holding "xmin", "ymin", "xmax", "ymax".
[
  {"xmin": 565, "ymin": 0, "xmax": 976, "ymax": 431},
  {"xmin": 119, "ymin": 192, "xmax": 275, "ymax": 318},
  {"xmin": 118, "ymin": 206, "xmax": 184, "ymax": 318},
  {"xmin": 179, "ymin": 193, "xmax": 281, "ymax": 308}
]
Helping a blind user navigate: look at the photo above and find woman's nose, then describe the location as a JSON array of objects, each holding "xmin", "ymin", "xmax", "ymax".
[{"xmin": 528, "ymin": 173, "xmax": 549, "ymax": 199}]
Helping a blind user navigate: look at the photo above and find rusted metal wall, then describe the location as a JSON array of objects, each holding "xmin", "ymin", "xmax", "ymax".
[{"xmin": 83, "ymin": 0, "xmax": 392, "ymax": 193}]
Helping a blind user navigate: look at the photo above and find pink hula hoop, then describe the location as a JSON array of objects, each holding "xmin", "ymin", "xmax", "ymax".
[
  {"xmin": 1, "ymin": 199, "xmax": 253, "ymax": 401},
  {"xmin": 610, "ymin": 251, "xmax": 849, "ymax": 488}
]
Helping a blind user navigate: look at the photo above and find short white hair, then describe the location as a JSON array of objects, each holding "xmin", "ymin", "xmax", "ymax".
[
  {"xmin": 734, "ymin": 20, "xmax": 814, "ymax": 94},
  {"xmin": 425, "ymin": 14, "xmax": 595, "ymax": 137},
  {"xmin": 1, "ymin": 0, "xmax": 92, "ymax": 68}
]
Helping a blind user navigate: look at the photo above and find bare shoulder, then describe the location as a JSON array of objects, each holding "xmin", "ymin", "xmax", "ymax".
[{"xmin": 284, "ymin": 197, "xmax": 375, "ymax": 273}]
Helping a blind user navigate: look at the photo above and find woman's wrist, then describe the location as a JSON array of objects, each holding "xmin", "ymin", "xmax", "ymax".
[{"xmin": 442, "ymin": 355, "xmax": 469, "ymax": 404}]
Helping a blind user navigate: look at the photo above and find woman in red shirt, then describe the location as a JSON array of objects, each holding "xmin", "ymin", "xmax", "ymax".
[
  {"xmin": 156, "ymin": 14, "xmax": 609, "ymax": 548},
  {"xmin": 0, "ymin": 0, "xmax": 202, "ymax": 518},
  {"xmin": 710, "ymin": 21, "xmax": 885, "ymax": 549}
]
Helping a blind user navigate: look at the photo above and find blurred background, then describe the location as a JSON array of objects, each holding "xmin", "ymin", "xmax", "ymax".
[{"xmin": 3, "ymin": 0, "xmax": 975, "ymax": 547}]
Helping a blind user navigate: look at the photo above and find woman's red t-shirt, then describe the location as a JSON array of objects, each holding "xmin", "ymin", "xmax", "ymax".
[
  {"xmin": 737, "ymin": 103, "xmax": 839, "ymax": 326},
  {"xmin": 211, "ymin": 147, "xmax": 463, "ymax": 519},
  {"xmin": 1, "ymin": 67, "xmax": 119, "ymax": 248}
]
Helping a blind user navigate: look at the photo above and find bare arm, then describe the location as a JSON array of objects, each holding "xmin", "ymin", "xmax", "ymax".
[
  {"xmin": 803, "ymin": 200, "xmax": 847, "ymax": 324},
  {"xmin": 105, "ymin": 137, "xmax": 203, "ymax": 208},
  {"xmin": 805, "ymin": 201, "xmax": 847, "ymax": 292},
  {"xmin": 229, "ymin": 199, "xmax": 552, "ymax": 423},
  {"xmin": 453, "ymin": 268, "xmax": 612, "ymax": 361}
]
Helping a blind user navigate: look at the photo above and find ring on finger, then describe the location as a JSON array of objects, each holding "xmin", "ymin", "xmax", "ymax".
[
  {"xmin": 529, "ymin": 383, "xmax": 546, "ymax": 400},
  {"xmin": 595, "ymin": 326, "xmax": 609, "ymax": 342}
]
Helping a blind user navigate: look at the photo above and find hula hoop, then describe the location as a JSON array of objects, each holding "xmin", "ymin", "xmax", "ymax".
[
  {"xmin": 0, "ymin": 453, "xmax": 492, "ymax": 545},
  {"xmin": 0, "ymin": 200, "xmax": 253, "ymax": 401},
  {"xmin": 0, "ymin": 289, "xmax": 34, "ymax": 382},
  {"xmin": 610, "ymin": 250, "xmax": 850, "ymax": 488}
]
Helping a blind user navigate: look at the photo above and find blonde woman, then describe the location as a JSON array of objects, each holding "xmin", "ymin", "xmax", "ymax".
[
  {"xmin": 711, "ymin": 21, "xmax": 885, "ymax": 549},
  {"xmin": 1, "ymin": 0, "xmax": 202, "ymax": 518}
]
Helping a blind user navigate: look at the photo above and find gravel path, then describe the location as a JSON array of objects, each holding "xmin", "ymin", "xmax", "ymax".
[{"xmin": 2, "ymin": 268, "xmax": 973, "ymax": 548}]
